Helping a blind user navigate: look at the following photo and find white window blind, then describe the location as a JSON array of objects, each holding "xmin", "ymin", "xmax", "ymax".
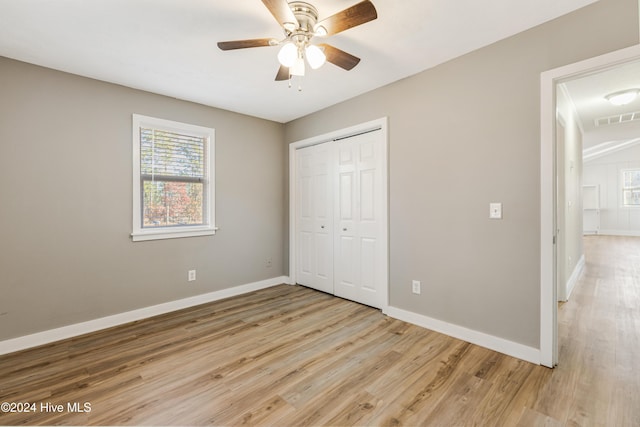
[
  {"xmin": 140, "ymin": 128, "xmax": 206, "ymax": 181},
  {"xmin": 132, "ymin": 115, "xmax": 216, "ymax": 241}
]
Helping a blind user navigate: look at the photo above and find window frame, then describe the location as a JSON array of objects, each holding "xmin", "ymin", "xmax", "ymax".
[
  {"xmin": 622, "ymin": 168, "xmax": 640, "ymax": 209},
  {"xmin": 131, "ymin": 114, "xmax": 216, "ymax": 242}
]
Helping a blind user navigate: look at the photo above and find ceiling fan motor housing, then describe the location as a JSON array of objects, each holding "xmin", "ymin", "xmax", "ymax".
[{"xmin": 288, "ymin": 2, "xmax": 319, "ymax": 34}]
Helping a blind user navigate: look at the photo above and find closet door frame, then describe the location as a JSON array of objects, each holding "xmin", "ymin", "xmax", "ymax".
[{"xmin": 288, "ymin": 117, "xmax": 389, "ymax": 310}]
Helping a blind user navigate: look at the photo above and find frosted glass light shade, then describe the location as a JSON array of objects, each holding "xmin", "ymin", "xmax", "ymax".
[
  {"xmin": 277, "ymin": 42, "xmax": 297, "ymax": 67},
  {"xmin": 290, "ymin": 57, "xmax": 305, "ymax": 76},
  {"xmin": 314, "ymin": 25, "xmax": 328, "ymax": 37},
  {"xmin": 305, "ymin": 45, "xmax": 326, "ymax": 69}
]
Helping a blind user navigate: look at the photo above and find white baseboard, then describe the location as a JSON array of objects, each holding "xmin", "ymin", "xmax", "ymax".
[
  {"xmin": 383, "ymin": 306, "xmax": 541, "ymax": 365},
  {"xmin": 597, "ymin": 229, "xmax": 640, "ymax": 237},
  {"xmin": 0, "ymin": 276, "xmax": 289, "ymax": 356},
  {"xmin": 565, "ymin": 255, "xmax": 585, "ymax": 301}
]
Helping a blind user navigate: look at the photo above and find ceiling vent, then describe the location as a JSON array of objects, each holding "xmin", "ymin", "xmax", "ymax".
[{"xmin": 594, "ymin": 111, "xmax": 640, "ymax": 127}]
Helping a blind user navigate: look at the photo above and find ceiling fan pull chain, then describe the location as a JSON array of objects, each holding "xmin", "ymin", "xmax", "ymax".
[{"xmin": 288, "ymin": 74, "xmax": 302, "ymax": 92}]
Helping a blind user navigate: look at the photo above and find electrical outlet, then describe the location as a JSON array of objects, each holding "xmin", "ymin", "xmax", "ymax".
[
  {"xmin": 188, "ymin": 270, "xmax": 196, "ymax": 282},
  {"xmin": 265, "ymin": 258, "xmax": 272, "ymax": 268},
  {"xmin": 412, "ymin": 280, "xmax": 421, "ymax": 295}
]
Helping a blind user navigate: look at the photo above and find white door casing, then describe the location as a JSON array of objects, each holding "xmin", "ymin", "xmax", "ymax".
[{"xmin": 540, "ymin": 44, "xmax": 640, "ymax": 368}]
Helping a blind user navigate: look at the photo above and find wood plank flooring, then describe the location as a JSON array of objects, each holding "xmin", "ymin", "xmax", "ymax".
[{"xmin": 0, "ymin": 235, "xmax": 638, "ymax": 426}]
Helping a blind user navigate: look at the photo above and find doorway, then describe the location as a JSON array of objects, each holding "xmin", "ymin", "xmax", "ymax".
[
  {"xmin": 540, "ymin": 44, "xmax": 640, "ymax": 367},
  {"xmin": 289, "ymin": 118, "xmax": 389, "ymax": 309}
]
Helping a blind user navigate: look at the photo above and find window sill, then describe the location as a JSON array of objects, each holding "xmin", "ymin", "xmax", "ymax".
[{"xmin": 131, "ymin": 226, "xmax": 218, "ymax": 242}]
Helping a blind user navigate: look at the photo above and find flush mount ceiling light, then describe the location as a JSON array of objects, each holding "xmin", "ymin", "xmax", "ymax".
[
  {"xmin": 217, "ymin": 1, "xmax": 377, "ymax": 90},
  {"xmin": 605, "ymin": 89, "xmax": 640, "ymax": 106}
]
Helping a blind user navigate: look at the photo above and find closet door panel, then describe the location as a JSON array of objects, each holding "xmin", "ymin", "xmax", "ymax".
[
  {"xmin": 360, "ymin": 237, "xmax": 377, "ymax": 292},
  {"xmin": 312, "ymin": 144, "xmax": 333, "ymax": 292},
  {"xmin": 296, "ymin": 149, "xmax": 314, "ymax": 287},
  {"xmin": 295, "ymin": 144, "xmax": 333, "ymax": 294},
  {"xmin": 334, "ymin": 131, "xmax": 384, "ymax": 308}
]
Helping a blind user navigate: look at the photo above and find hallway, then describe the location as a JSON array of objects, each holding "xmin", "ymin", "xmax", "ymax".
[{"xmin": 551, "ymin": 235, "xmax": 640, "ymax": 425}]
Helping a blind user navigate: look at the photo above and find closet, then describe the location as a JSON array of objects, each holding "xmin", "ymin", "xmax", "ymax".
[{"xmin": 294, "ymin": 127, "xmax": 387, "ymax": 309}]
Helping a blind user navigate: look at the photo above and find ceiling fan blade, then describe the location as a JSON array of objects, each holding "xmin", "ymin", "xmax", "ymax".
[
  {"xmin": 315, "ymin": 0, "xmax": 377, "ymax": 36},
  {"xmin": 275, "ymin": 65, "xmax": 290, "ymax": 81},
  {"xmin": 262, "ymin": 0, "xmax": 298, "ymax": 29},
  {"xmin": 217, "ymin": 38, "xmax": 275, "ymax": 50},
  {"xmin": 319, "ymin": 44, "xmax": 361, "ymax": 71}
]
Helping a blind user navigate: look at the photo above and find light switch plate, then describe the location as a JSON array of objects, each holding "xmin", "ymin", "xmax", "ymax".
[{"xmin": 489, "ymin": 202, "xmax": 502, "ymax": 219}]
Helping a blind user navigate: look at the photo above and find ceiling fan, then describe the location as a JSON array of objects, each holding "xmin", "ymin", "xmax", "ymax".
[{"xmin": 217, "ymin": 0, "xmax": 378, "ymax": 83}]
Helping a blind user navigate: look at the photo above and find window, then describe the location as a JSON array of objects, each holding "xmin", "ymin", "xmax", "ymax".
[
  {"xmin": 132, "ymin": 114, "xmax": 215, "ymax": 241},
  {"xmin": 622, "ymin": 169, "xmax": 640, "ymax": 207}
]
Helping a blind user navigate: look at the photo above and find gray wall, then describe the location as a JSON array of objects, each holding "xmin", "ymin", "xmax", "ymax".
[
  {"xmin": 285, "ymin": 0, "xmax": 639, "ymax": 348},
  {"xmin": 0, "ymin": 57, "xmax": 286, "ymax": 341}
]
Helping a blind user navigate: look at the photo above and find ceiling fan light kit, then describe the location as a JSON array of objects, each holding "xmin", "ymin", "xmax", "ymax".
[
  {"xmin": 291, "ymin": 57, "xmax": 306, "ymax": 77},
  {"xmin": 277, "ymin": 42, "xmax": 298, "ymax": 67},
  {"xmin": 605, "ymin": 88, "xmax": 639, "ymax": 106},
  {"xmin": 276, "ymin": 38, "xmax": 326, "ymax": 70},
  {"xmin": 305, "ymin": 44, "xmax": 326, "ymax": 69},
  {"xmin": 217, "ymin": 0, "xmax": 377, "ymax": 88}
]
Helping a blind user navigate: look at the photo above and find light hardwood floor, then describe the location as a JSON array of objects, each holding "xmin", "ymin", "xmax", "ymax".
[{"xmin": 0, "ymin": 235, "xmax": 638, "ymax": 426}]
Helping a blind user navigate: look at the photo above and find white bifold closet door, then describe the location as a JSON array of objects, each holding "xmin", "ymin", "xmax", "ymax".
[
  {"xmin": 295, "ymin": 129, "xmax": 385, "ymax": 309},
  {"xmin": 333, "ymin": 131, "xmax": 385, "ymax": 308},
  {"xmin": 296, "ymin": 143, "xmax": 334, "ymax": 294}
]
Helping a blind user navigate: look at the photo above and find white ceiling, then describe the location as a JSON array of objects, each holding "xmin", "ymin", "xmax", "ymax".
[
  {"xmin": 562, "ymin": 59, "xmax": 640, "ymax": 157},
  {"xmin": 563, "ymin": 60, "xmax": 640, "ymax": 134},
  {"xmin": 0, "ymin": 0, "xmax": 600, "ymax": 123}
]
